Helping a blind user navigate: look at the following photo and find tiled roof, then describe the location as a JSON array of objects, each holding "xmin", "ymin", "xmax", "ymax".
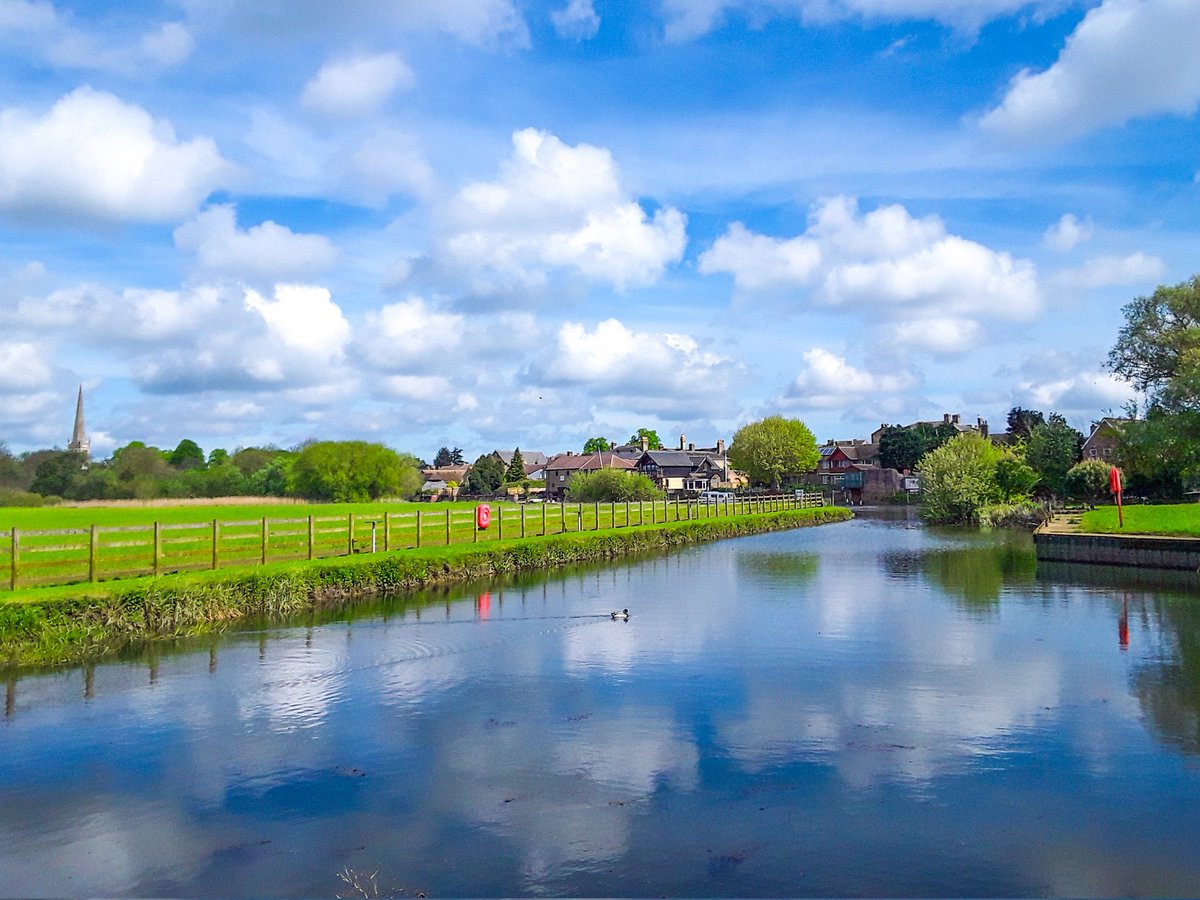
[{"xmin": 546, "ymin": 452, "xmax": 636, "ymax": 471}]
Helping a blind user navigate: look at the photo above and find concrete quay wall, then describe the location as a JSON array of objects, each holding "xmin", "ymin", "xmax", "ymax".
[{"xmin": 1034, "ymin": 530, "xmax": 1200, "ymax": 572}]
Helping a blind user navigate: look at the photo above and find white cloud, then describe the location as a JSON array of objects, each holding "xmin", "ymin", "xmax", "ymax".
[
  {"xmin": 359, "ymin": 297, "xmax": 464, "ymax": 369},
  {"xmin": 781, "ymin": 347, "xmax": 918, "ymax": 409},
  {"xmin": 434, "ymin": 129, "xmax": 687, "ymax": 294},
  {"xmin": 892, "ymin": 317, "xmax": 983, "ymax": 355},
  {"xmin": 660, "ymin": 0, "xmax": 1072, "ymax": 41},
  {"xmin": 1011, "ymin": 349, "xmax": 1134, "ymax": 418},
  {"xmin": 173, "ymin": 205, "xmax": 339, "ymax": 279},
  {"xmin": 982, "ymin": 0, "xmax": 1200, "ymax": 142},
  {"xmin": 0, "ymin": 88, "xmax": 231, "ymax": 224},
  {"xmin": 1043, "ymin": 213, "xmax": 1094, "ymax": 252},
  {"xmin": 243, "ymin": 284, "xmax": 349, "ymax": 366},
  {"xmin": 535, "ymin": 318, "xmax": 741, "ymax": 417},
  {"xmin": 301, "ymin": 52, "xmax": 414, "ymax": 117},
  {"xmin": 0, "ymin": 340, "xmax": 52, "ymax": 390},
  {"xmin": 551, "ymin": 0, "xmax": 601, "ymax": 40},
  {"xmin": 1050, "ymin": 252, "xmax": 1166, "ymax": 291},
  {"xmin": 700, "ymin": 197, "xmax": 1039, "ymax": 350}
]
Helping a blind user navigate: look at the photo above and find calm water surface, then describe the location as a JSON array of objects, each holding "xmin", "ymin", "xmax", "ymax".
[{"xmin": 3, "ymin": 510, "xmax": 1200, "ymax": 897}]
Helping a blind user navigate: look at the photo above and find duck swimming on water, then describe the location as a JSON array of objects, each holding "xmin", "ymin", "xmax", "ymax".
[{"xmin": 610, "ymin": 608, "xmax": 630, "ymax": 620}]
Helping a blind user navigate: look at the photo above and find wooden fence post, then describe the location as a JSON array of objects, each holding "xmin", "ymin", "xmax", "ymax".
[
  {"xmin": 347, "ymin": 514, "xmax": 355, "ymax": 556},
  {"xmin": 498, "ymin": 507, "xmax": 504, "ymax": 541},
  {"xmin": 153, "ymin": 521, "xmax": 162, "ymax": 577},
  {"xmin": 416, "ymin": 510, "xmax": 422, "ymax": 549},
  {"xmin": 542, "ymin": 503, "xmax": 546, "ymax": 536},
  {"xmin": 213, "ymin": 520, "xmax": 220, "ymax": 569},
  {"xmin": 89, "ymin": 524, "xmax": 98, "ymax": 582},
  {"xmin": 384, "ymin": 512, "xmax": 391, "ymax": 552},
  {"xmin": 445, "ymin": 509, "xmax": 451, "ymax": 546},
  {"xmin": 306, "ymin": 516, "xmax": 314, "ymax": 560},
  {"xmin": 261, "ymin": 516, "xmax": 268, "ymax": 565},
  {"xmin": 10, "ymin": 527, "xmax": 18, "ymax": 591},
  {"xmin": 521, "ymin": 505, "xmax": 526, "ymax": 539}
]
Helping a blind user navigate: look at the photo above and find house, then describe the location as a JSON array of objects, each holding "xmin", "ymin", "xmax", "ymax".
[
  {"xmin": 490, "ymin": 449, "xmax": 549, "ymax": 468},
  {"xmin": 420, "ymin": 464, "xmax": 471, "ymax": 500},
  {"xmin": 1081, "ymin": 417, "xmax": 1129, "ymax": 462},
  {"xmin": 815, "ymin": 440, "xmax": 879, "ymax": 482},
  {"xmin": 870, "ymin": 413, "xmax": 988, "ymax": 445},
  {"xmin": 543, "ymin": 451, "xmax": 636, "ymax": 500}
]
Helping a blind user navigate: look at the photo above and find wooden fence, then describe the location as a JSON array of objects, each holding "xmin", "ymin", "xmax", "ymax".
[{"xmin": 0, "ymin": 493, "xmax": 823, "ymax": 592}]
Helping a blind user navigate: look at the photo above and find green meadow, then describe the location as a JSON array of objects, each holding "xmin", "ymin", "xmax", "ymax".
[{"xmin": 1079, "ymin": 503, "xmax": 1200, "ymax": 537}]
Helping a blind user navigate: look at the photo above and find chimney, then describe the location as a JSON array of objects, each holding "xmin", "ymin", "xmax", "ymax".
[
  {"xmin": 640, "ymin": 435, "xmax": 648, "ymax": 452},
  {"xmin": 566, "ymin": 450, "xmax": 573, "ymax": 456},
  {"xmin": 717, "ymin": 439, "xmax": 725, "ymax": 455},
  {"xmin": 977, "ymin": 417, "xmax": 989, "ymax": 438},
  {"xmin": 943, "ymin": 413, "xmax": 951, "ymax": 425},
  {"xmin": 679, "ymin": 434, "xmax": 686, "ymax": 450},
  {"xmin": 687, "ymin": 442, "xmax": 695, "ymax": 451},
  {"xmin": 952, "ymin": 414, "xmax": 961, "ymax": 425}
]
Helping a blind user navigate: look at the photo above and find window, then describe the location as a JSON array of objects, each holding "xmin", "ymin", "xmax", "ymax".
[
  {"xmin": 1103, "ymin": 447, "xmax": 1112, "ymax": 458},
  {"xmin": 1088, "ymin": 449, "xmax": 1097, "ymax": 458}
]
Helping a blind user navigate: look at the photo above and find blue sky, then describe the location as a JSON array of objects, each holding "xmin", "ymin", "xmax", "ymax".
[{"xmin": 2, "ymin": 0, "xmax": 1198, "ymax": 460}]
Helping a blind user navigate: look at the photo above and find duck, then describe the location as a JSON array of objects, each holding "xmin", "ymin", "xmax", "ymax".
[{"xmin": 610, "ymin": 608, "xmax": 630, "ymax": 620}]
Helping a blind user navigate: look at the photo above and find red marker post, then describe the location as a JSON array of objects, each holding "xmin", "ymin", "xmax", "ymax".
[{"xmin": 1109, "ymin": 466, "xmax": 1123, "ymax": 528}]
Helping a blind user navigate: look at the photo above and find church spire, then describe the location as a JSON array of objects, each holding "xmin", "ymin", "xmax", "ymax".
[{"xmin": 67, "ymin": 384, "xmax": 90, "ymax": 463}]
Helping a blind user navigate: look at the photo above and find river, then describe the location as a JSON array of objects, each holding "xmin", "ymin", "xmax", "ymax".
[{"xmin": 2, "ymin": 509, "xmax": 1200, "ymax": 897}]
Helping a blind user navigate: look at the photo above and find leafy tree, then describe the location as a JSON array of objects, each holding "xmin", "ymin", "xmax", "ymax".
[
  {"xmin": 208, "ymin": 448, "xmax": 230, "ymax": 467},
  {"xmin": 168, "ymin": 438, "xmax": 206, "ymax": 470},
  {"xmin": 1108, "ymin": 275, "xmax": 1200, "ymax": 412},
  {"xmin": 583, "ymin": 437, "xmax": 612, "ymax": 453},
  {"xmin": 628, "ymin": 427, "xmax": 662, "ymax": 450},
  {"xmin": 728, "ymin": 416, "xmax": 819, "ymax": 489},
  {"xmin": 1115, "ymin": 407, "xmax": 1198, "ymax": 499},
  {"xmin": 504, "ymin": 448, "xmax": 526, "ymax": 483},
  {"xmin": 30, "ymin": 451, "xmax": 84, "ymax": 497},
  {"xmin": 231, "ymin": 446, "xmax": 284, "ymax": 476},
  {"xmin": 288, "ymin": 441, "xmax": 420, "ymax": 502},
  {"xmin": 111, "ymin": 443, "xmax": 171, "ymax": 483},
  {"xmin": 994, "ymin": 457, "xmax": 1040, "ymax": 502},
  {"xmin": 248, "ymin": 456, "xmax": 294, "ymax": 496},
  {"xmin": 876, "ymin": 422, "xmax": 957, "ymax": 472},
  {"xmin": 0, "ymin": 442, "xmax": 21, "ymax": 488},
  {"xmin": 917, "ymin": 433, "xmax": 1004, "ymax": 524},
  {"xmin": 1006, "ymin": 407, "xmax": 1045, "ymax": 440},
  {"xmin": 433, "ymin": 446, "xmax": 465, "ymax": 467},
  {"xmin": 1025, "ymin": 415, "xmax": 1083, "ymax": 496},
  {"xmin": 1063, "ymin": 459, "xmax": 1115, "ymax": 504},
  {"xmin": 568, "ymin": 468, "xmax": 664, "ymax": 502},
  {"xmin": 465, "ymin": 454, "xmax": 505, "ymax": 495}
]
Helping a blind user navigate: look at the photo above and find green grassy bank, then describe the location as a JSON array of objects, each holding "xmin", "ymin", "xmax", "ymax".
[
  {"xmin": 0, "ymin": 506, "xmax": 850, "ymax": 669},
  {"xmin": 1079, "ymin": 503, "xmax": 1200, "ymax": 537}
]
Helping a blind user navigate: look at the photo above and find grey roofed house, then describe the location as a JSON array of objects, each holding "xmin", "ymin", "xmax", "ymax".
[{"xmin": 491, "ymin": 449, "xmax": 549, "ymax": 467}]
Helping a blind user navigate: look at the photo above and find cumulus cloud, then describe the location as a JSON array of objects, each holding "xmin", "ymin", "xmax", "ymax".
[
  {"xmin": 891, "ymin": 317, "xmax": 983, "ymax": 355},
  {"xmin": 0, "ymin": 340, "xmax": 52, "ymax": 390},
  {"xmin": 1050, "ymin": 252, "xmax": 1166, "ymax": 291},
  {"xmin": 0, "ymin": 87, "xmax": 231, "ymax": 224},
  {"xmin": 432, "ymin": 129, "xmax": 687, "ymax": 294},
  {"xmin": 0, "ymin": 3, "xmax": 193, "ymax": 74},
  {"xmin": 982, "ymin": 0, "xmax": 1200, "ymax": 142},
  {"xmin": 660, "ymin": 0, "xmax": 1072, "ymax": 41},
  {"xmin": 1043, "ymin": 213, "xmax": 1094, "ymax": 252},
  {"xmin": 780, "ymin": 347, "xmax": 918, "ymax": 410},
  {"xmin": 533, "ymin": 318, "xmax": 741, "ymax": 417},
  {"xmin": 700, "ymin": 196, "xmax": 1039, "ymax": 351},
  {"xmin": 551, "ymin": 0, "xmax": 601, "ymax": 39},
  {"xmin": 301, "ymin": 52, "xmax": 414, "ymax": 117},
  {"xmin": 358, "ymin": 297, "xmax": 465, "ymax": 369},
  {"xmin": 1010, "ymin": 349, "xmax": 1134, "ymax": 418},
  {"xmin": 173, "ymin": 205, "xmax": 339, "ymax": 279}
]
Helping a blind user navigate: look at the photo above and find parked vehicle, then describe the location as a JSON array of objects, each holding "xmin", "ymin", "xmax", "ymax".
[{"xmin": 697, "ymin": 490, "xmax": 735, "ymax": 502}]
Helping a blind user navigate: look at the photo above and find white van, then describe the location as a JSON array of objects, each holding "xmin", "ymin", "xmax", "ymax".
[{"xmin": 697, "ymin": 490, "xmax": 735, "ymax": 502}]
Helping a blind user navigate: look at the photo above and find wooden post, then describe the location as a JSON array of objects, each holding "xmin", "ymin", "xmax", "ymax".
[
  {"xmin": 521, "ymin": 505, "xmax": 526, "ymax": 539},
  {"xmin": 261, "ymin": 516, "xmax": 268, "ymax": 565},
  {"xmin": 348, "ymin": 513, "xmax": 355, "ymax": 555},
  {"xmin": 10, "ymin": 527, "xmax": 18, "ymax": 591},
  {"xmin": 153, "ymin": 521, "xmax": 162, "ymax": 577},
  {"xmin": 473, "ymin": 511, "xmax": 478, "ymax": 542},
  {"xmin": 306, "ymin": 516, "xmax": 314, "ymax": 560},
  {"xmin": 445, "ymin": 509, "xmax": 451, "ymax": 546},
  {"xmin": 594, "ymin": 501, "xmax": 599, "ymax": 530},
  {"xmin": 213, "ymin": 520, "xmax": 221, "ymax": 569},
  {"xmin": 384, "ymin": 512, "xmax": 391, "ymax": 552},
  {"xmin": 498, "ymin": 507, "xmax": 504, "ymax": 541},
  {"xmin": 89, "ymin": 524, "xmax": 98, "ymax": 582},
  {"xmin": 416, "ymin": 510, "xmax": 422, "ymax": 549},
  {"xmin": 542, "ymin": 502, "xmax": 546, "ymax": 536}
]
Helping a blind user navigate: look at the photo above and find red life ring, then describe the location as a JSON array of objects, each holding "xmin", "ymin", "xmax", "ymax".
[{"xmin": 476, "ymin": 504, "xmax": 491, "ymax": 529}]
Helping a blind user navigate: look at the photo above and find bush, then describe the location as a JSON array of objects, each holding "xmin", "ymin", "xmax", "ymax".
[
  {"xmin": 567, "ymin": 469, "xmax": 664, "ymax": 502},
  {"xmin": 917, "ymin": 433, "xmax": 1004, "ymax": 524},
  {"xmin": 1063, "ymin": 459, "xmax": 1115, "ymax": 504}
]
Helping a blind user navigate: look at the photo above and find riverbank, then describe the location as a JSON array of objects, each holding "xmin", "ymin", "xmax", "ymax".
[
  {"xmin": 1034, "ymin": 509, "xmax": 1200, "ymax": 572},
  {"xmin": 0, "ymin": 506, "xmax": 851, "ymax": 669}
]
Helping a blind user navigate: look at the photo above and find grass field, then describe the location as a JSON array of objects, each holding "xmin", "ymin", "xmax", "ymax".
[
  {"xmin": 1080, "ymin": 503, "xmax": 1200, "ymax": 537},
  {"xmin": 0, "ymin": 495, "xmax": 808, "ymax": 592}
]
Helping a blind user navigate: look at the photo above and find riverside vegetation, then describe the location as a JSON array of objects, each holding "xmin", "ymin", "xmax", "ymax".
[{"xmin": 0, "ymin": 505, "xmax": 850, "ymax": 669}]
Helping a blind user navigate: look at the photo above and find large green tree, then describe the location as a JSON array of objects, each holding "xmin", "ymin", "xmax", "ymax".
[
  {"xmin": 504, "ymin": 448, "xmax": 526, "ymax": 483},
  {"xmin": 1062, "ymin": 459, "xmax": 1114, "ymax": 504},
  {"xmin": 433, "ymin": 446, "xmax": 465, "ymax": 467},
  {"xmin": 288, "ymin": 441, "xmax": 420, "ymax": 501},
  {"xmin": 1025, "ymin": 414, "xmax": 1083, "ymax": 496},
  {"xmin": 1108, "ymin": 275, "xmax": 1200, "ymax": 412},
  {"xmin": 628, "ymin": 428, "xmax": 662, "ymax": 450},
  {"xmin": 583, "ymin": 437, "xmax": 612, "ymax": 453},
  {"xmin": 168, "ymin": 439, "xmax": 206, "ymax": 469},
  {"xmin": 465, "ymin": 454, "xmax": 505, "ymax": 494},
  {"xmin": 727, "ymin": 416, "xmax": 819, "ymax": 489},
  {"xmin": 1005, "ymin": 407, "xmax": 1045, "ymax": 441},
  {"xmin": 917, "ymin": 433, "xmax": 1004, "ymax": 524},
  {"xmin": 877, "ymin": 421, "xmax": 957, "ymax": 472}
]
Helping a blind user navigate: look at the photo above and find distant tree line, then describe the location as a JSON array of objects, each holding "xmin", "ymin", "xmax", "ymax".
[{"xmin": 0, "ymin": 438, "xmax": 422, "ymax": 505}]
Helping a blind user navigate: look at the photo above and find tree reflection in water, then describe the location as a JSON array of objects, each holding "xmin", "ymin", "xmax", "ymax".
[{"xmin": 883, "ymin": 532, "xmax": 1037, "ymax": 610}]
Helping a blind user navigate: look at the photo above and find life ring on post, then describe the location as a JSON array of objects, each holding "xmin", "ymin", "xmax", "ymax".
[{"xmin": 476, "ymin": 503, "xmax": 491, "ymax": 530}]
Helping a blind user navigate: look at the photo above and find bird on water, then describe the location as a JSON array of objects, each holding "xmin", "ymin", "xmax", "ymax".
[{"xmin": 610, "ymin": 608, "xmax": 629, "ymax": 620}]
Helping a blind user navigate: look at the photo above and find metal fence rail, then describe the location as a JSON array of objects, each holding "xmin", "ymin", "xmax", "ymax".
[{"xmin": 1, "ymin": 493, "xmax": 824, "ymax": 592}]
